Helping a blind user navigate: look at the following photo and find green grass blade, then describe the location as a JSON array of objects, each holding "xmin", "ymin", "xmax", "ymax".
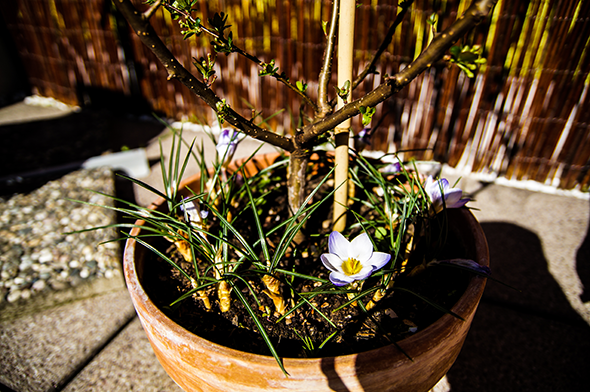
[
  {"xmin": 130, "ymin": 236, "xmax": 193, "ymax": 282},
  {"xmin": 241, "ymin": 168, "xmax": 270, "ymax": 264},
  {"xmin": 227, "ymin": 279, "xmax": 289, "ymax": 376}
]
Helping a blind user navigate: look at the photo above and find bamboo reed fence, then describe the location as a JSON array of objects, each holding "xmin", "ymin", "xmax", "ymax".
[{"xmin": 2, "ymin": 0, "xmax": 589, "ymax": 191}]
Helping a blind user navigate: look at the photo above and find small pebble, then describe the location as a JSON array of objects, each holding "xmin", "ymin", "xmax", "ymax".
[
  {"xmin": 20, "ymin": 289, "xmax": 31, "ymax": 300},
  {"xmin": 38, "ymin": 252, "xmax": 53, "ymax": 263},
  {"xmin": 18, "ymin": 260, "xmax": 32, "ymax": 271},
  {"xmin": 6, "ymin": 290, "xmax": 20, "ymax": 303},
  {"xmin": 32, "ymin": 280, "xmax": 46, "ymax": 291}
]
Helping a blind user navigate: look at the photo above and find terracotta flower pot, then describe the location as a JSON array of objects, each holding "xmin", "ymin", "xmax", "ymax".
[{"xmin": 123, "ymin": 153, "xmax": 489, "ymax": 392}]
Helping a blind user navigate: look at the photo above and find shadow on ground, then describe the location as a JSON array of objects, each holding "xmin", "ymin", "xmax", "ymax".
[
  {"xmin": 0, "ymin": 94, "xmax": 163, "ymax": 197},
  {"xmin": 447, "ymin": 222, "xmax": 590, "ymax": 391},
  {"xmin": 577, "ymin": 198, "xmax": 590, "ymax": 303}
]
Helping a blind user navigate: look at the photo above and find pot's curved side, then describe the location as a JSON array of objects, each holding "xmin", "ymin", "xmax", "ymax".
[
  {"xmin": 123, "ymin": 156, "xmax": 489, "ymax": 392},
  {"xmin": 347, "ymin": 208, "xmax": 488, "ymax": 391}
]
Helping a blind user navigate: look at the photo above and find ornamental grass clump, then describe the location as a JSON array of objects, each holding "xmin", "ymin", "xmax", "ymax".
[{"xmin": 88, "ymin": 0, "xmax": 497, "ymax": 374}]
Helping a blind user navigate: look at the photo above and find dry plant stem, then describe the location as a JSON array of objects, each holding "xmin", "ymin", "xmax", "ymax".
[
  {"xmin": 113, "ymin": 0, "xmax": 294, "ymax": 153},
  {"xmin": 169, "ymin": 237, "xmax": 212, "ymax": 310},
  {"xmin": 316, "ymin": 0, "xmax": 339, "ymax": 118},
  {"xmin": 333, "ymin": 0, "xmax": 355, "ymax": 232},
  {"xmin": 189, "ymin": 277, "xmax": 212, "ymax": 310},
  {"xmin": 262, "ymin": 274, "xmax": 287, "ymax": 316},
  {"xmin": 297, "ymin": 0, "xmax": 498, "ymax": 147},
  {"xmin": 217, "ymin": 281, "xmax": 231, "ymax": 312},
  {"xmin": 197, "ymin": 290, "xmax": 212, "ymax": 310},
  {"xmin": 173, "ymin": 239, "xmax": 192, "ymax": 262},
  {"xmin": 213, "ymin": 248, "xmax": 232, "ymax": 312},
  {"xmin": 366, "ymin": 280, "xmax": 394, "ymax": 311},
  {"xmin": 346, "ymin": 281, "xmax": 363, "ymax": 307}
]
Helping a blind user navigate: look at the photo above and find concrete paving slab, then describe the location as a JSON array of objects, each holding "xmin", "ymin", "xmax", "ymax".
[
  {"xmin": 0, "ymin": 289, "xmax": 135, "ymax": 392},
  {"xmin": 0, "ymin": 98, "xmax": 75, "ymax": 126},
  {"xmin": 63, "ymin": 318, "xmax": 182, "ymax": 392}
]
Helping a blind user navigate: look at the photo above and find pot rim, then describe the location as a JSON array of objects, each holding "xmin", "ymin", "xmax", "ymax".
[{"xmin": 123, "ymin": 155, "xmax": 488, "ymax": 367}]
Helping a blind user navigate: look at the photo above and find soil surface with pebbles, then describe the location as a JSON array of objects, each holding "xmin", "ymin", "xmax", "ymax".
[{"xmin": 0, "ymin": 167, "xmax": 121, "ymax": 309}]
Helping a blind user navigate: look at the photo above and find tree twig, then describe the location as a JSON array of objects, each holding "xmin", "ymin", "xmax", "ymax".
[
  {"xmin": 351, "ymin": 0, "xmax": 414, "ymax": 91},
  {"xmin": 113, "ymin": 0, "xmax": 295, "ymax": 152},
  {"xmin": 316, "ymin": 0, "xmax": 340, "ymax": 118},
  {"xmin": 299, "ymin": 0, "xmax": 498, "ymax": 146},
  {"xmin": 162, "ymin": 1, "xmax": 318, "ymax": 111}
]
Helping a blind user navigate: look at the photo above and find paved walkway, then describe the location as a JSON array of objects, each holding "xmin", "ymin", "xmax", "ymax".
[{"xmin": 1, "ymin": 100, "xmax": 589, "ymax": 391}]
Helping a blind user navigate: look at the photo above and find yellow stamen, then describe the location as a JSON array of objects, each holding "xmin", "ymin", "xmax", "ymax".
[{"xmin": 342, "ymin": 257, "xmax": 362, "ymax": 276}]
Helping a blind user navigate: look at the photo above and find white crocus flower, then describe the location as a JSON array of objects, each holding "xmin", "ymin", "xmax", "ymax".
[{"xmin": 321, "ymin": 231, "xmax": 391, "ymax": 287}]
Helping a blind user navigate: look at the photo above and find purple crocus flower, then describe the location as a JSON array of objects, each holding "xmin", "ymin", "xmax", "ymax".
[
  {"xmin": 428, "ymin": 258, "xmax": 491, "ymax": 276},
  {"xmin": 321, "ymin": 231, "xmax": 391, "ymax": 286},
  {"xmin": 381, "ymin": 160, "xmax": 401, "ymax": 174},
  {"xmin": 354, "ymin": 127, "xmax": 373, "ymax": 151},
  {"xmin": 358, "ymin": 127, "xmax": 372, "ymax": 146},
  {"xmin": 424, "ymin": 176, "xmax": 470, "ymax": 213},
  {"xmin": 216, "ymin": 128, "xmax": 239, "ymax": 166}
]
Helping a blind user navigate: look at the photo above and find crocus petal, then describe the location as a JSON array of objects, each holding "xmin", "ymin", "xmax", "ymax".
[
  {"xmin": 425, "ymin": 176, "xmax": 441, "ymax": 200},
  {"xmin": 350, "ymin": 265, "xmax": 377, "ymax": 281},
  {"xmin": 439, "ymin": 178, "xmax": 450, "ymax": 191},
  {"xmin": 216, "ymin": 129, "xmax": 238, "ymax": 164},
  {"xmin": 367, "ymin": 251, "xmax": 391, "ymax": 270},
  {"xmin": 444, "ymin": 189, "xmax": 464, "ymax": 207},
  {"xmin": 349, "ymin": 233, "xmax": 374, "ymax": 263},
  {"xmin": 359, "ymin": 127, "xmax": 372, "ymax": 145},
  {"xmin": 181, "ymin": 198, "xmax": 201, "ymax": 223},
  {"xmin": 329, "ymin": 271, "xmax": 356, "ymax": 286},
  {"xmin": 454, "ymin": 198, "xmax": 470, "ymax": 208},
  {"xmin": 321, "ymin": 253, "xmax": 344, "ymax": 272},
  {"xmin": 328, "ymin": 231, "xmax": 351, "ymax": 260},
  {"xmin": 429, "ymin": 258, "xmax": 491, "ymax": 276},
  {"xmin": 382, "ymin": 162, "xmax": 401, "ymax": 173}
]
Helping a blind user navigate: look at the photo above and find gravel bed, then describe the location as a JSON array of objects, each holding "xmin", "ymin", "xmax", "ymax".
[{"xmin": 0, "ymin": 167, "xmax": 121, "ymax": 306}]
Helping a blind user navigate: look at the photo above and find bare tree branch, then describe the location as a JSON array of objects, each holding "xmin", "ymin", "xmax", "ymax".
[
  {"xmin": 316, "ymin": 0, "xmax": 339, "ymax": 118},
  {"xmin": 298, "ymin": 0, "xmax": 498, "ymax": 146},
  {"xmin": 162, "ymin": 1, "xmax": 318, "ymax": 111},
  {"xmin": 351, "ymin": 0, "xmax": 413, "ymax": 91},
  {"xmin": 112, "ymin": 0, "xmax": 295, "ymax": 152}
]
